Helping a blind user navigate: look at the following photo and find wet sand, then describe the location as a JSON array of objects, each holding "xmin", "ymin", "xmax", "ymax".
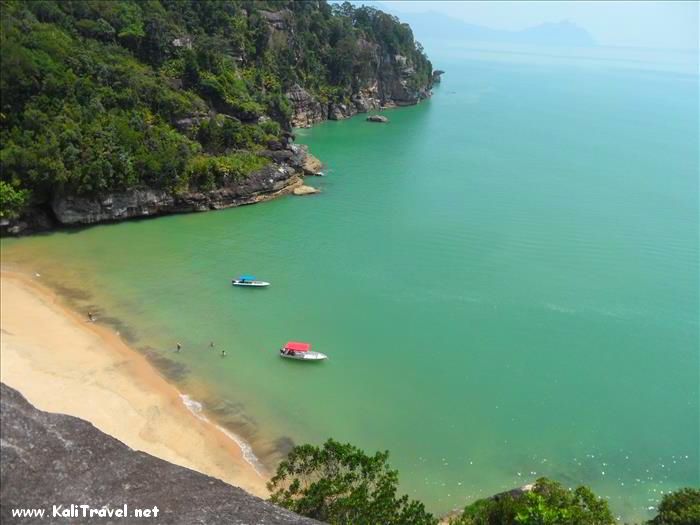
[{"xmin": 0, "ymin": 271, "xmax": 269, "ymax": 497}]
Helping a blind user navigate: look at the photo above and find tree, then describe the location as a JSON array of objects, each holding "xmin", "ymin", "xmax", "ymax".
[
  {"xmin": 452, "ymin": 478, "xmax": 614, "ymax": 525},
  {"xmin": 0, "ymin": 181, "xmax": 29, "ymax": 219},
  {"xmin": 648, "ymin": 488, "xmax": 700, "ymax": 525},
  {"xmin": 268, "ymin": 438, "xmax": 437, "ymax": 525}
]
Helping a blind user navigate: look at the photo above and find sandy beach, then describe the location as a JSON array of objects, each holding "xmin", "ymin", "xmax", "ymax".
[{"xmin": 0, "ymin": 270, "xmax": 269, "ymax": 497}]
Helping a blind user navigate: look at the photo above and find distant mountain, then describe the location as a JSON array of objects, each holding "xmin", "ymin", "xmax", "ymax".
[{"xmin": 371, "ymin": 3, "xmax": 596, "ymax": 47}]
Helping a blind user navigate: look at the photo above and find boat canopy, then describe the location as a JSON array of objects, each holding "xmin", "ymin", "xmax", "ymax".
[
  {"xmin": 238, "ymin": 275, "xmax": 256, "ymax": 281},
  {"xmin": 285, "ymin": 342, "xmax": 311, "ymax": 352}
]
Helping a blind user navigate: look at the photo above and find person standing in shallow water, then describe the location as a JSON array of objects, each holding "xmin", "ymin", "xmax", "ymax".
[
  {"xmin": 221, "ymin": 349, "xmax": 226, "ymax": 357},
  {"xmin": 176, "ymin": 342, "xmax": 182, "ymax": 352},
  {"xmin": 210, "ymin": 341, "xmax": 215, "ymax": 350}
]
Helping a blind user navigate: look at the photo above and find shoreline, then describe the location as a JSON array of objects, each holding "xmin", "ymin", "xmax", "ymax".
[{"xmin": 0, "ymin": 270, "xmax": 270, "ymax": 497}]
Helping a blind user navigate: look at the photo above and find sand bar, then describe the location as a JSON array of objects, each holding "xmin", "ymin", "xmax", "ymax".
[{"xmin": 0, "ymin": 270, "xmax": 269, "ymax": 497}]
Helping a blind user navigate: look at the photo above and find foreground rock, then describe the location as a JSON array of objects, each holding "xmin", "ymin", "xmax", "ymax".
[
  {"xmin": 366, "ymin": 115, "xmax": 389, "ymax": 123},
  {"xmin": 0, "ymin": 383, "xmax": 321, "ymax": 525},
  {"xmin": 293, "ymin": 185, "xmax": 320, "ymax": 196}
]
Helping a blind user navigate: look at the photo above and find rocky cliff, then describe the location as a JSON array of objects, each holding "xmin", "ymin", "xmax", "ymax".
[
  {"xmin": 2, "ymin": 144, "xmax": 315, "ymax": 234},
  {"xmin": 49, "ymin": 147, "xmax": 309, "ymax": 227},
  {"xmin": 0, "ymin": 1, "xmax": 434, "ymax": 235},
  {"xmin": 0, "ymin": 383, "xmax": 322, "ymax": 525},
  {"xmin": 286, "ymin": 53, "xmax": 433, "ymax": 128}
]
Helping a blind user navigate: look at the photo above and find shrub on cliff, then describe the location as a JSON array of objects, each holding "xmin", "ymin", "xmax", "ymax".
[
  {"xmin": 184, "ymin": 153, "xmax": 269, "ymax": 192},
  {"xmin": 451, "ymin": 477, "xmax": 614, "ymax": 525},
  {"xmin": 0, "ymin": 181, "xmax": 29, "ymax": 219},
  {"xmin": 268, "ymin": 438, "xmax": 437, "ymax": 525},
  {"xmin": 648, "ymin": 488, "xmax": 700, "ymax": 525}
]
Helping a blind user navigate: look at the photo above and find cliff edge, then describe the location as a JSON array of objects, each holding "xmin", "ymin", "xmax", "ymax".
[{"xmin": 0, "ymin": 383, "xmax": 322, "ymax": 524}]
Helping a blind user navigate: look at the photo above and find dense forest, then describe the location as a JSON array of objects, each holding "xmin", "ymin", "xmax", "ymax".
[{"xmin": 0, "ymin": 0, "xmax": 433, "ymax": 225}]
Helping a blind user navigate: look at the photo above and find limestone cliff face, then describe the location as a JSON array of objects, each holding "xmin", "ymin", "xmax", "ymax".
[
  {"xmin": 286, "ymin": 51, "xmax": 433, "ymax": 128},
  {"xmin": 0, "ymin": 383, "xmax": 322, "ymax": 525},
  {"xmin": 50, "ymin": 162, "xmax": 302, "ymax": 227},
  {"xmin": 286, "ymin": 85, "xmax": 327, "ymax": 128}
]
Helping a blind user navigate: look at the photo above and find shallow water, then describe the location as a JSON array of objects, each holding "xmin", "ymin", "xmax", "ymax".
[{"xmin": 3, "ymin": 45, "xmax": 698, "ymax": 520}]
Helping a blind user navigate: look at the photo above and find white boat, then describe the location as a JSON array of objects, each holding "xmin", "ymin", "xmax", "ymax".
[
  {"xmin": 232, "ymin": 275, "xmax": 270, "ymax": 287},
  {"xmin": 279, "ymin": 342, "xmax": 327, "ymax": 361}
]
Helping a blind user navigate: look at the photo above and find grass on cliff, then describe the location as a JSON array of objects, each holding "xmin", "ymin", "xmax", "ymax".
[{"xmin": 182, "ymin": 152, "xmax": 270, "ymax": 193}]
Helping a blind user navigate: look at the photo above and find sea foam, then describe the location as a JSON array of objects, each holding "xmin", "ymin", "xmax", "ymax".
[{"xmin": 179, "ymin": 393, "xmax": 266, "ymax": 476}]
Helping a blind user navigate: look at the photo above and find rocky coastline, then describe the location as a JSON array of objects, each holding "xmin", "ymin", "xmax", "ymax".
[
  {"xmin": 1, "ymin": 1, "xmax": 438, "ymax": 237},
  {"xmin": 1, "ymin": 63, "xmax": 434, "ymax": 236},
  {"xmin": 1, "ymin": 42, "xmax": 435, "ymax": 236},
  {"xmin": 286, "ymin": 53, "xmax": 433, "ymax": 128},
  {"xmin": 0, "ymin": 78, "xmax": 427, "ymax": 236},
  {"xmin": 0, "ymin": 144, "xmax": 323, "ymax": 236}
]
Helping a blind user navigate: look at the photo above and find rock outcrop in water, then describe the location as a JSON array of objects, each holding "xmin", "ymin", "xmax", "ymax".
[
  {"xmin": 293, "ymin": 185, "xmax": 321, "ymax": 196},
  {"xmin": 366, "ymin": 115, "xmax": 389, "ymax": 123},
  {"xmin": 0, "ymin": 383, "xmax": 321, "ymax": 525}
]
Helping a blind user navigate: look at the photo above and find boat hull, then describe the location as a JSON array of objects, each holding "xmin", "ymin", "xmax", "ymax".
[
  {"xmin": 280, "ymin": 350, "xmax": 327, "ymax": 361},
  {"xmin": 232, "ymin": 280, "xmax": 270, "ymax": 287}
]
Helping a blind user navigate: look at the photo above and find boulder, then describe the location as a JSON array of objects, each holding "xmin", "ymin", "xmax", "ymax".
[
  {"xmin": 366, "ymin": 115, "xmax": 389, "ymax": 123},
  {"xmin": 174, "ymin": 115, "xmax": 208, "ymax": 133},
  {"xmin": 293, "ymin": 185, "xmax": 320, "ymax": 196},
  {"xmin": 302, "ymin": 153, "xmax": 324, "ymax": 176},
  {"xmin": 328, "ymin": 103, "xmax": 357, "ymax": 121},
  {"xmin": 351, "ymin": 91, "xmax": 380, "ymax": 113}
]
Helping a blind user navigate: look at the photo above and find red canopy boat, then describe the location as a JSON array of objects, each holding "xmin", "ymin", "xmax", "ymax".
[
  {"xmin": 285, "ymin": 342, "xmax": 310, "ymax": 352},
  {"xmin": 280, "ymin": 341, "xmax": 327, "ymax": 361}
]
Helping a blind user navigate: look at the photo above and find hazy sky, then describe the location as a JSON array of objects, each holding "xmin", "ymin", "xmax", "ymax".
[{"xmin": 373, "ymin": 1, "xmax": 698, "ymax": 50}]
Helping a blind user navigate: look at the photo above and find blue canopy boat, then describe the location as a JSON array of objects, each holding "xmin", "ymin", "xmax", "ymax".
[{"xmin": 232, "ymin": 275, "xmax": 270, "ymax": 287}]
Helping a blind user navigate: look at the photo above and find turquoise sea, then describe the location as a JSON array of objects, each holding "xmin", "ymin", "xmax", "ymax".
[{"xmin": 2, "ymin": 44, "xmax": 698, "ymax": 521}]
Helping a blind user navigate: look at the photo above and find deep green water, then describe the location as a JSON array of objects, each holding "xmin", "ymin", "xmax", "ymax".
[{"xmin": 3, "ymin": 47, "xmax": 698, "ymax": 520}]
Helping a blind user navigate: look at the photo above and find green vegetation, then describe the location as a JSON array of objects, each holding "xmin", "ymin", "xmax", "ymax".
[
  {"xmin": 450, "ymin": 478, "xmax": 614, "ymax": 525},
  {"xmin": 184, "ymin": 152, "xmax": 268, "ymax": 192},
  {"xmin": 267, "ymin": 438, "xmax": 437, "ymax": 525},
  {"xmin": 0, "ymin": 0, "xmax": 431, "ymax": 222},
  {"xmin": 647, "ymin": 488, "xmax": 700, "ymax": 525},
  {"xmin": 269, "ymin": 439, "xmax": 699, "ymax": 525}
]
